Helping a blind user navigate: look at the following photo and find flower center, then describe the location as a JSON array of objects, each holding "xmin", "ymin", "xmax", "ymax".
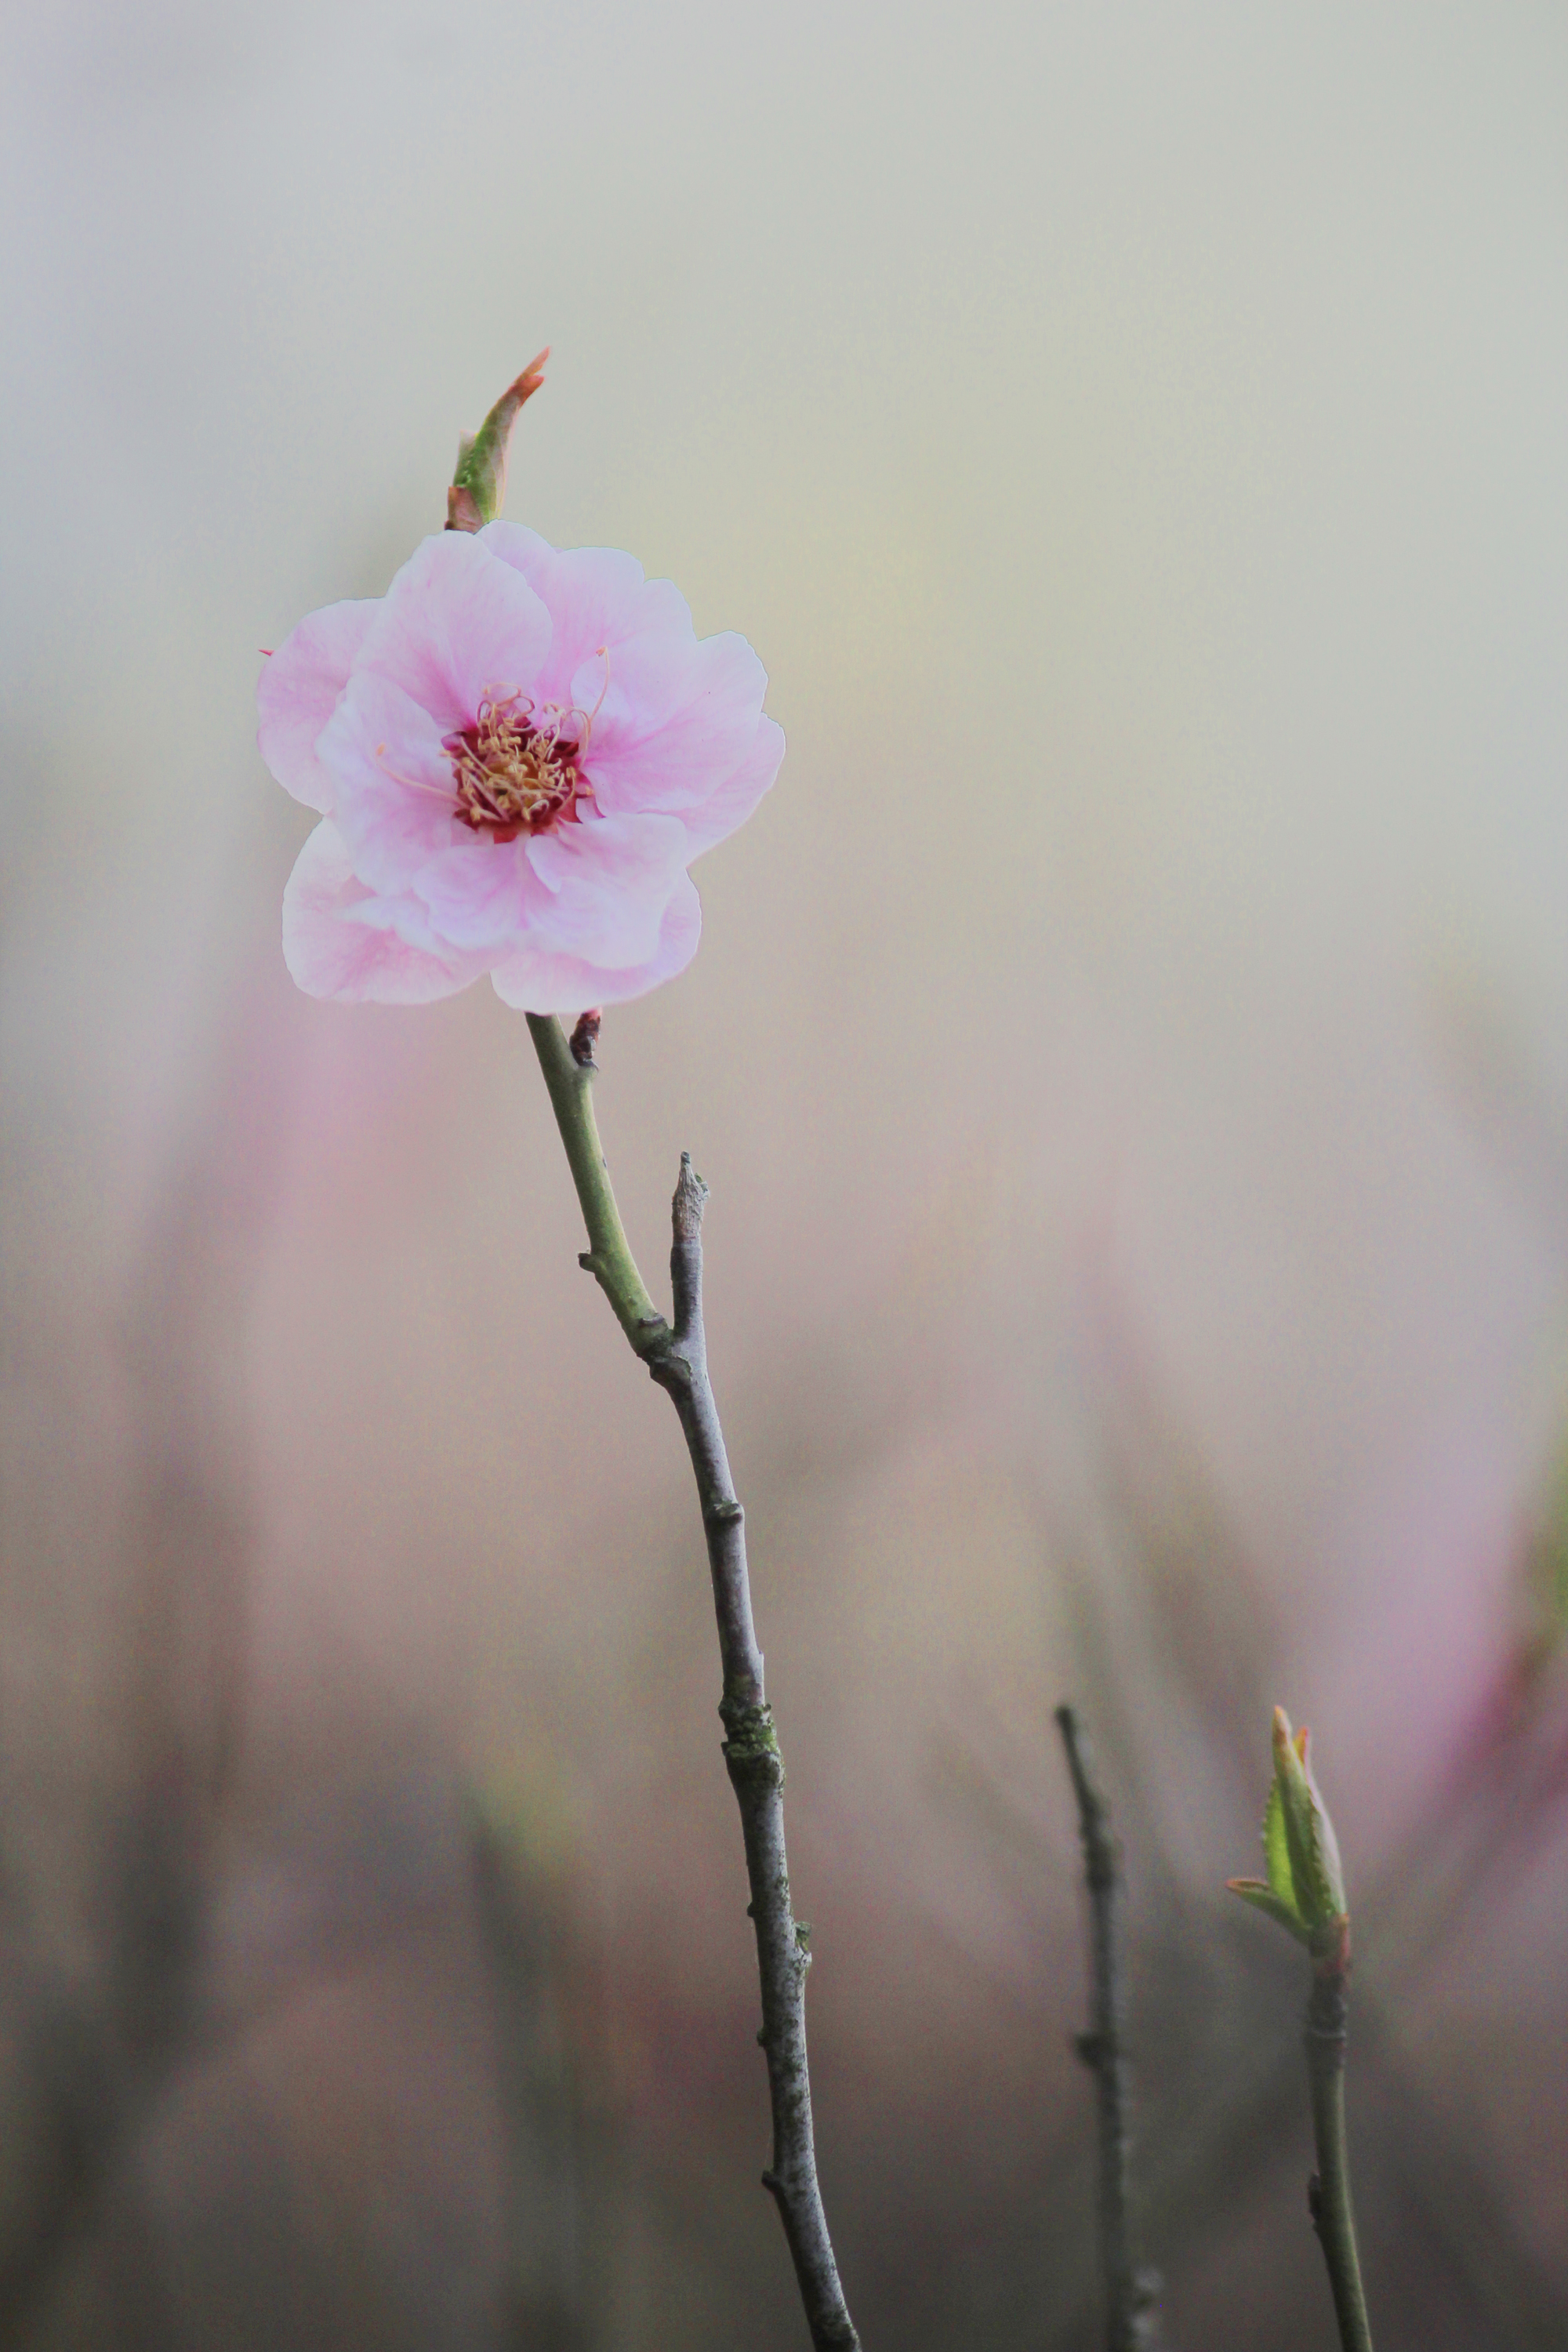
[{"xmin": 446, "ymin": 689, "xmax": 585, "ymax": 844}]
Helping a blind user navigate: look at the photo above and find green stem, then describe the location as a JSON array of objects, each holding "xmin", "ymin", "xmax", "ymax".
[
  {"xmin": 1305, "ymin": 1965, "xmax": 1374, "ymax": 2352},
  {"xmin": 524, "ymin": 1013, "xmax": 668, "ymax": 1355}
]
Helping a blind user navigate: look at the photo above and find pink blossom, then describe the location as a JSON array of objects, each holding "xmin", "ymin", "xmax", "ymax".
[{"xmin": 259, "ymin": 524, "xmax": 782, "ymax": 1011}]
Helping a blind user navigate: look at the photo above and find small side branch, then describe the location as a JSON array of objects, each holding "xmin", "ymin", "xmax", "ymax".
[
  {"xmin": 1305, "ymin": 1950, "xmax": 1374, "ymax": 2352},
  {"xmin": 526, "ymin": 1017, "xmax": 858, "ymax": 2352},
  {"xmin": 654, "ymin": 1154, "xmax": 764, "ymax": 1701},
  {"xmin": 1054, "ymin": 1705, "xmax": 1161, "ymax": 2352}
]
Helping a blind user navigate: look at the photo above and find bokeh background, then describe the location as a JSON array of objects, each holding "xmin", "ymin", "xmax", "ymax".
[{"xmin": 2, "ymin": 1, "xmax": 1566, "ymax": 2343}]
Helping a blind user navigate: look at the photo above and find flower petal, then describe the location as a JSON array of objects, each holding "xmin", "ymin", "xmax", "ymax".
[
  {"xmin": 584, "ymin": 630, "xmax": 773, "ymax": 826},
  {"xmin": 479, "ymin": 525, "xmax": 650, "ymax": 706},
  {"xmin": 489, "ymin": 872, "xmax": 702, "ymax": 1014},
  {"xmin": 257, "ymin": 597, "xmax": 379, "ymax": 813},
  {"xmin": 317, "ymin": 670, "xmax": 462, "ymax": 895},
  {"xmin": 524, "ymin": 811, "xmax": 690, "ymax": 967},
  {"xmin": 411, "ymin": 835, "xmax": 546, "ymax": 953},
  {"xmin": 359, "ymin": 532, "xmax": 552, "ymax": 733},
  {"xmin": 282, "ymin": 821, "xmax": 484, "ymax": 1004},
  {"xmin": 677, "ymin": 713, "xmax": 786, "ymax": 858}
]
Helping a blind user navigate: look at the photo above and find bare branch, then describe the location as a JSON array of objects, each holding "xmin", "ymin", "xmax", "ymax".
[
  {"xmin": 526, "ymin": 1019, "xmax": 858, "ymax": 2351},
  {"xmin": 1055, "ymin": 1704, "xmax": 1163, "ymax": 2352}
]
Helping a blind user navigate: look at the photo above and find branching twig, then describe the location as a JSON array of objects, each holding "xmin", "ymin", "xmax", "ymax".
[
  {"xmin": 1055, "ymin": 1704, "xmax": 1161, "ymax": 2352},
  {"xmin": 526, "ymin": 1012, "xmax": 859, "ymax": 2352}
]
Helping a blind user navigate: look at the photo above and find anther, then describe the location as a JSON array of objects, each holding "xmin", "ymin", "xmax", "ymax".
[{"xmin": 445, "ymin": 682, "xmax": 586, "ymax": 843}]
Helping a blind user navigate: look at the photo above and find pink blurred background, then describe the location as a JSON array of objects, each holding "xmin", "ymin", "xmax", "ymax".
[{"xmin": 2, "ymin": 2, "xmax": 1566, "ymax": 2343}]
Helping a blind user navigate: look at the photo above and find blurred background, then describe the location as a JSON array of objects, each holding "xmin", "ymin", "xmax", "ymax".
[{"xmin": 2, "ymin": 0, "xmax": 1566, "ymax": 2343}]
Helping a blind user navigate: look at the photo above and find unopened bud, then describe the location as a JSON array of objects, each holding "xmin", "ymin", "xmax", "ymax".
[
  {"xmin": 1227, "ymin": 1705, "xmax": 1349, "ymax": 1960},
  {"xmin": 568, "ymin": 1008, "xmax": 601, "ymax": 1068},
  {"xmin": 446, "ymin": 350, "xmax": 548, "ymax": 532}
]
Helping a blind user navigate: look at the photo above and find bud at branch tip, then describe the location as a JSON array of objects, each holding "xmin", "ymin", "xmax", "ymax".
[
  {"xmin": 447, "ymin": 350, "xmax": 550, "ymax": 533},
  {"xmin": 1226, "ymin": 1704, "xmax": 1349, "ymax": 1958}
]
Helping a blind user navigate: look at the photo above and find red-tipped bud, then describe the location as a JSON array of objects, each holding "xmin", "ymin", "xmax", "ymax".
[
  {"xmin": 1227, "ymin": 1705, "xmax": 1349, "ymax": 1958},
  {"xmin": 446, "ymin": 350, "xmax": 549, "ymax": 532}
]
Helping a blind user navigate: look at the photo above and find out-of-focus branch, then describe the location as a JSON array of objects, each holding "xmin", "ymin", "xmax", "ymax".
[
  {"xmin": 0, "ymin": 960, "xmax": 284, "ymax": 2341},
  {"xmin": 1054, "ymin": 1704, "xmax": 1162, "ymax": 2352},
  {"xmin": 1047, "ymin": 1424, "xmax": 1567, "ymax": 2348},
  {"xmin": 524, "ymin": 1011, "xmax": 858, "ymax": 2352},
  {"xmin": 1229, "ymin": 1711, "xmax": 1374, "ymax": 2352}
]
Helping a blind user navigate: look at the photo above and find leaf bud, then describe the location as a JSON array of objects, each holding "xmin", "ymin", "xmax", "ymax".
[{"xmin": 1226, "ymin": 1705, "xmax": 1349, "ymax": 1962}]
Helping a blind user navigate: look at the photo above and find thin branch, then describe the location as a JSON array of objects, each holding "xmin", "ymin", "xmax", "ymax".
[
  {"xmin": 1305, "ymin": 1942, "xmax": 1375, "ymax": 2352},
  {"xmin": 524, "ymin": 1013, "xmax": 859, "ymax": 2352},
  {"xmin": 1054, "ymin": 1704, "xmax": 1162, "ymax": 2352}
]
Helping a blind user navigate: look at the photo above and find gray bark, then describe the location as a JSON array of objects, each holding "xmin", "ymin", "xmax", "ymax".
[
  {"xmin": 648, "ymin": 1158, "xmax": 859, "ymax": 2351},
  {"xmin": 1055, "ymin": 1705, "xmax": 1162, "ymax": 2352}
]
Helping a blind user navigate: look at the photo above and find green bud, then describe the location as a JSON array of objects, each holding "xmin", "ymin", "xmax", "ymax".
[
  {"xmin": 446, "ymin": 350, "xmax": 549, "ymax": 532},
  {"xmin": 1227, "ymin": 1706, "xmax": 1348, "ymax": 1959}
]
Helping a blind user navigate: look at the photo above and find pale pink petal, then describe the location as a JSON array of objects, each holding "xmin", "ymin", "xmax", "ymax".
[
  {"xmin": 584, "ymin": 631, "xmax": 771, "ymax": 823},
  {"xmin": 566, "ymin": 574, "xmax": 700, "ymax": 720},
  {"xmin": 411, "ymin": 835, "xmax": 546, "ymax": 953},
  {"xmin": 359, "ymin": 532, "xmax": 552, "ymax": 732},
  {"xmin": 479, "ymin": 526, "xmax": 649, "ymax": 705},
  {"xmin": 317, "ymin": 670, "xmax": 461, "ymax": 895},
  {"xmin": 679, "ymin": 713, "xmax": 786, "ymax": 858},
  {"xmin": 564, "ymin": 579, "xmax": 704, "ymax": 742},
  {"xmin": 524, "ymin": 812, "xmax": 690, "ymax": 966},
  {"xmin": 257, "ymin": 598, "xmax": 378, "ymax": 813},
  {"xmin": 490, "ymin": 873, "xmax": 702, "ymax": 1014},
  {"xmin": 335, "ymin": 881, "xmax": 493, "ymax": 960},
  {"xmin": 282, "ymin": 822, "xmax": 483, "ymax": 1004}
]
